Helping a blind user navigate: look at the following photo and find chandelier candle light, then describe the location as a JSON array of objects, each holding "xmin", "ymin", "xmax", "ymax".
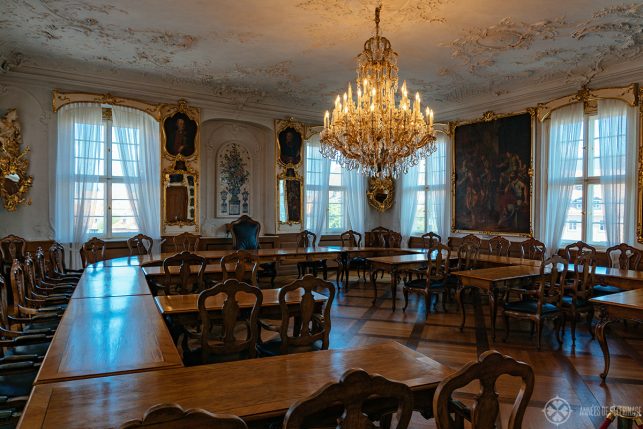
[{"xmin": 320, "ymin": 6, "xmax": 436, "ymax": 179}]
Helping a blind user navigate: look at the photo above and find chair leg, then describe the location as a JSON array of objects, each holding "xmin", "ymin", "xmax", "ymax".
[
  {"xmin": 570, "ymin": 312, "xmax": 577, "ymax": 346},
  {"xmin": 587, "ymin": 309, "xmax": 595, "ymax": 339},
  {"xmin": 322, "ymin": 263, "xmax": 328, "ymax": 280},
  {"xmin": 403, "ymin": 287, "xmax": 409, "ymax": 312},
  {"xmin": 456, "ymin": 286, "xmax": 466, "ymax": 332},
  {"xmin": 536, "ymin": 319, "xmax": 542, "ymax": 351},
  {"xmin": 441, "ymin": 289, "xmax": 448, "ymax": 312},
  {"xmin": 424, "ymin": 293, "xmax": 431, "ymax": 318},
  {"xmin": 555, "ymin": 315, "xmax": 563, "ymax": 344}
]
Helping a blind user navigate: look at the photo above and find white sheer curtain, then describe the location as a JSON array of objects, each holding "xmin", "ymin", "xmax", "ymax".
[
  {"xmin": 112, "ymin": 106, "xmax": 161, "ymax": 243},
  {"xmin": 543, "ymin": 103, "xmax": 583, "ymax": 256},
  {"xmin": 345, "ymin": 169, "xmax": 366, "ymax": 235},
  {"xmin": 399, "ymin": 163, "xmax": 420, "ymax": 246},
  {"xmin": 598, "ymin": 99, "xmax": 638, "ymax": 246},
  {"xmin": 426, "ymin": 132, "xmax": 450, "ymax": 239},
  {"xmin": 304, "ymin": 134, "xmax": 331, "ymax": 244},
  {"xmin": 55, "ymin": 103, "xmax": 103, "ymax": 268}
]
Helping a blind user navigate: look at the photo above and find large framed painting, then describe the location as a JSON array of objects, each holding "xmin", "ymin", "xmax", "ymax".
[
  {"xmin": 452, "ymin": 111, "xmax": 534, "ymax": 236},
  {"xmin": 217, "ymin": 142, "xmax": 252, "ymax": 217},
  {"xmin": 160, "ymin": 99, "xmax": 200, "ymax": 160}
]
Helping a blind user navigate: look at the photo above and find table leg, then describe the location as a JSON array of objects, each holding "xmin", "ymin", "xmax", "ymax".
[
  {"xmin": 489, "ymin": 287, "xmax": 497, "ymax": 342},
  {"xmin": 371, "ymin": 265, "xmax": 378, "ymax": 305},
  {"xmin": 595, "ymin": 314, "xmax": 615, "ymax": 380},
  {"xmin": 456, "ymin": 286, "xmax": 466, "ymax": 332},
  {"xmin": 390, "ymin": 266, "xmax": 398, "ymax": 311}
]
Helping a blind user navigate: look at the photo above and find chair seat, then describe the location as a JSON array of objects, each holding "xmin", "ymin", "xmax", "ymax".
[
  {"xmin": 592, "ymin": 285, "xmax": 623, "ymax": 297},
  {"xmin": 504, "ymin": 300, "xmax": 558, "ymax": 314},
  {"xmin": 405, "ymin": 279, "xmax": 446, "ymax": 290},
  {"xmin": 256, "ymin": 338, "xmax": 323, "ymax": 357},
  {"xmin": 561, "ymin": 295, "xmax": 590, "ymax": 308}
]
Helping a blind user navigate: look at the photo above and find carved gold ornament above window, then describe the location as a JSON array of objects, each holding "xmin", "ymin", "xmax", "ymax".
[
  {"xmin": 367, "ymin": 176, "xmax": 394, "ymax": 212},
  {"xmin": 0, "ymin": 109, "xmax": 32, "ymax": 211}
]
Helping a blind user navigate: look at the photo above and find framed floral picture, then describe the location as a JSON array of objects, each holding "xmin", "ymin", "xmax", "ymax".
[{"xmin": 216, "ymin": 142, "xmax": 252, "ymax": 217}]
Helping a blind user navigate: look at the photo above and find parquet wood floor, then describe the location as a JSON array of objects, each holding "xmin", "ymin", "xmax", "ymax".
[{"xmin": 303, "ymin": 274, "xmax": 642, "ymax": 429}]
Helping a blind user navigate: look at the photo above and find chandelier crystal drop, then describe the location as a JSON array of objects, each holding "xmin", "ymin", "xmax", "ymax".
[{"xmin": 320, "ymin": 6, "xmax": 437, "ymax": 179}]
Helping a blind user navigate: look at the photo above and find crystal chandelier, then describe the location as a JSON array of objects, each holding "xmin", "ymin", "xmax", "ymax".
[{"xmin": 320, "ymin": 6, "xmax": 436, "ymax": 179}]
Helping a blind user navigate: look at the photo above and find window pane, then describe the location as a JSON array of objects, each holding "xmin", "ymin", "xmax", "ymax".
[
  {"xmin": 327, "ymin": 190, "xmax": 344, "ymax": 230},
  {"xmin": 561, "ymin": 188, "xmax": 582, "ymax": 242},
  {"xmin": 587, "ymin": 184, "xmax": 608, "ymax": 245},
  {"xmin": 112, "ymin": 217, "xmax": 139, "ymax": 234},
  {"xmin": 86, "ymin": 217, "xmax": 105, "ymax": 235}
]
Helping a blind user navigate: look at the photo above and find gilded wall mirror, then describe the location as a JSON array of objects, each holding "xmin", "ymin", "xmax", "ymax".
[
  {"xmin": 0, "ymin": 109, "xmax": 32, "ymax": 211},
  {"xmin": 367, "ymin": 176, "xmax": 394, "ymax": 212},
  {"xmin": 278, "ymin": 168, "xmax": 302, "ymax": 224},
  {"xmin": 162, "ymin": 161, "xmax": 198, "ymax": 227}
]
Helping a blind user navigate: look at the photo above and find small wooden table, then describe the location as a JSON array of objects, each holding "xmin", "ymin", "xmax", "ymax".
[
  {"xmin": 452, "ymin": 265, "xmax": 542, "ymax": 341},
  {"xmin": 35, "ymin": 295, "xmax": 183, "ymax": 385},
  {"xmin": 590, "ymin": 289, "xmax": 643, "ymax": 380},
  {"xmin": 367, "ymin": 253, "xmax": 457, "ymax": 310},
  {"xmin": 18, "ymin": 342, "xmax": 452, "ymax": 428}
]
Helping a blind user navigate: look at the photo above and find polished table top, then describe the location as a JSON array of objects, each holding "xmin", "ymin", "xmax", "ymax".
[
  {"xmin": 19, "ymin": 342, "xmax": 452, "ymax": 429},
  {"xmin": 35, "ymin": 294, "xmax": 183, "ymax": 385},
  {"xmin": 451, "ymin": 265, "xmax": 542, "ymax": 282},
  {"xmin": 71, "ymin": 265, "xmax": 150, "ymax": 299},
  {"xmin": 155, "ymin": 288, "xmax": 328, "ymax": 316},
  {"xmin": 590, "ymin": 288, "xmax": 643, "ymax": 310}
]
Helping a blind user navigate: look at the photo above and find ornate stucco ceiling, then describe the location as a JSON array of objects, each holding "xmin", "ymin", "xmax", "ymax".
[{"xmin": 1, "ymin": 0, "xmax": 642, "ymax": 118}]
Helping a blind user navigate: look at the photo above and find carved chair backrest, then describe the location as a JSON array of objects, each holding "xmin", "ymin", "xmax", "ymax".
[
  {"xmin": 22, "ymin": 253, "xmax": 38, "ymax": 297},
  {"xmin": 461, "ymin": 234, "xmax": 481, "ymax": 248},
  {"xmin": 488, "ymin": 236, "xmax": 511, "ymax": 257},
  {"xmin": 119, "ymin": 403, "xmax": 248, "ymax": 429},
  {"xmin": 220, "ymin": 251, "xmax": 258, "ymax": 285},
  {"xmin": 519, "ymin": 238, "xmax": 546, "ymax": 261},
  {"xmin": 433, "ymin": 350, "xmax": 534, "ymax": 429},
  {"xmin": 172, "ymin": 232, "xmax": 200, "ymax": 252},
  {"xmin": 366, "ymin": 227, "xmax": 391, "ymax": 247},
  {"xmin": 564, "ymin": 241, "xmax": 597, "ymax": 264},
  {"xmin": 197, "ymin": 279, "xmax": 262, "ymax": 363},
  {"xmin": 81, "ymin": 237, "xmax": 106, "ymax": 267},
  {"xmin": 606, "ymin": 243, "xmax": 642, "ymax": 270},
  {"xmin": 422, "ymin": 232, "xmax": 442, "ymax": 249},
  {"xmin": 0, "ymin": 274, "xmax": 9, "ymax": 330},
  {"xmin": 535, "ymin": 255, "xmax": 567, "ymax": 309},
  {"xmin": 0, "ymin": 234, "xmax": 26, "ymax": 264},
  {"xmin": 34, "ymin": 247, "xmax": 49, "ymax": 281},
  {"xmin": 426, "ymin": 244, "xmax": 451, "ymax": 285},
  {"xmin": 456, "ymin": 242, "xmax": 480, "ymax": 271},
  {"xmin": 569, "ymin": 252, "xmax": 596, "ymax": 298},
  {"xmin": 49, "ymin": 242, "xmax": 70, "ymax": 275},
  {"xmin": 231, "ymin": 215, "xmax": 261, "ymax": 250},
  {"xmin": 296, "ymin": 230, "xmax": 317, "ymax": 249},
  {"xmin": 340, "ymin": 230, "xmax": 362, "ymax": 248},
  {"xmin": 278, "ymin": 275, "xmax": 335, "ymax": 354},
  {"xmin": 128, "ymin": 234, "xmax": 154, "ymax": 256},
  {"xmin": 284, "ymin": 369, "xmax": 414, "ymax": 429},
  {"xmin": 162, "ymin": 251, "xmax": 207, "ymax": 295},
  {"xmin": 9, "ymin": 259, "xmax": 26, "ymax": 308},
  {"xmin": 385, "ymin": 231, "xmax": 402, "ymax": 248}
]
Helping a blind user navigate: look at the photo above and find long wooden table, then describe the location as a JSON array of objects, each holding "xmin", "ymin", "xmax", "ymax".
[
  {"xmin": 19, "ymin": 342, "xmax": 452, "ymax": 428},
  {"xmin": 34, "ymin": 294, "xmax": 183, "ymax": 385},
  {"xmin": 590, "ymin": 289, "xmax": 643, "ymax": 380},
  {"xmin": 71, "ymin": 265, "xmax": 150, "ymax": 299},
  {"xmin": 451, "ymin": 265, "xmax": 542, "ymax": 341}
]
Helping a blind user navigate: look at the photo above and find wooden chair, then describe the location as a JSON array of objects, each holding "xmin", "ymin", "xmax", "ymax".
[
  {"xmin": 337, "ymin": 230, "xmax": 369, "ymax": 286},
  {"xmin": 171, "ymin": 232, "xmax": 200, "ymax": 252},
  {"xmin": 519, "ymin": 238, "xmax": 546, "ymax": 261},
  {"xmin": 488, "ymin": 236, "xmax": 510, "ymax": 257},
  {"xmin": 80, "ymin": 237, "xmax": 106, "ymax": 268},
  {"xmin": 120, "ymin": 403, "xmax": 248, "ymax": 429},
  {"xmin": 22, "ymin": 253, "xmax": 73, "ymax": 302},
  {"xmin": 403, "ymin": 243, "xmax": 451, "ymax": 316},
  {"xmin": 421, "ymin": 232, "xmax": 442, "ymax": 248},
  {"xmin": 433, "ymin": 350, "xmax": 534, "ymax": 429},
  {"xmin": 10, "ymin": 259, "xmax": 67, "ymax": 317},
  {"xmin": 186, "ymin": 279, "xmax": 262, "ymax": 365},
  {"xmin": 593, "ymin": 243, "xmax": 642, "ymax": 297},
  {"xmin": 503, "ymin": 255, "xmax": 566, "ymax": 350},
  {"xmin": 220, "ymin": 250, "xmax": 258, "ymax": 286},
  {"xmin": 283, "ymin": 369, "xmax": 413, "ymax": 429},
  {"xmin": 34, "ymin": 247, "xmax": 79, "ymax": 285},
  {"xmin": 385, "ymin": 231, "xmax": 403, "ymax": 248},
  {"xmin": 453, "ymin": 242, "xmax": 481, "ymax": 332},
  {"xmin": 150, "ymin": 252, "xmax": 207, "ymax": 296},
  {"xmin": 365, "ymin": 226, "xmax": 391, "ymax": 247},
  {"xmin": 560, "ymin": 252, "xmax": 596, "ymax": 346},
  {"xmin": 127, "ymin": 234, "xmax": 154, "ymax": 256},
  {"xmin": 257, "ymin": 275, "xmax": 335, "ymax": 356},
  {"xmin": 230, "ymin": 215, "xmax": 276, "ymax": 286},
  {"xmin": 461, "ymin": 234, "xmax": 481, "ymax": 248},
  {"xmin": 0, "ymin": 235, "xmax": 26, "ymax": 278},
  {"xmin": 563, "ymin": 240, "xmax": 597, "ymax": 263},
  {"xmin": 296, "ymin": 230, "xmax": 328, "ymax": 280},
  {"xmin": 48, "ymin": 242, "xmax": 83, "ymax": 277}
]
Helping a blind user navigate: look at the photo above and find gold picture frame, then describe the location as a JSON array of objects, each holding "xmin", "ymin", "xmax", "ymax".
[
  {"xmin": 159, "ymin": 99, "xmax": 200, "ymax": 161},
  {"xmin": 161, "ymin": 160, "xmax": 199, "ymax": 231},
  {"xmin": 277, "ymin": 168, "xmax": 304, "ymax": 225},
  {"xmin": 0, "ymin": 109, "xmax": 32, "ymax": 211},
  {"xmin": 367, "ymin": 176, "xmax": 394, "ymax": 212},
  {"xmin": 274, "ymin": 118, "xmax": 305, "ymax": 168},
  {"xmin": 450, "ymin": 110, "xmax": 535, "ymax": 238}
]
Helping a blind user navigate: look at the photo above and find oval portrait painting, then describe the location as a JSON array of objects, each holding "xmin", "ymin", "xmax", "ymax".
[{"xmin": 164, "ymin": 112, "xmax": 197, "ymax": 158}]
